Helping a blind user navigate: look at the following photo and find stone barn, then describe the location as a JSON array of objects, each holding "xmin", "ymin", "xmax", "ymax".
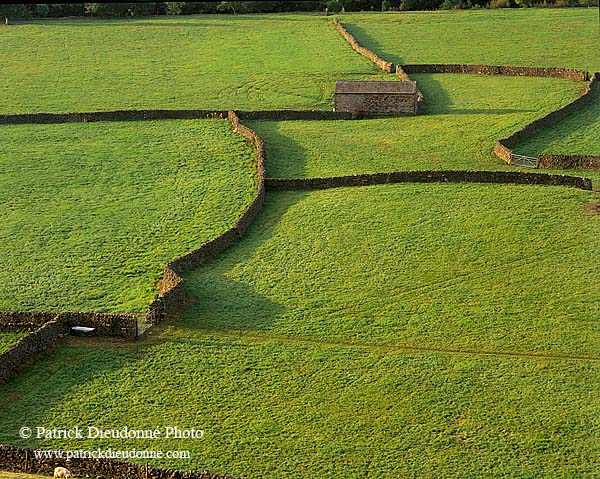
[{"xmin": 334, "ymin": 80, "xmax": 418, "ymax": 116}]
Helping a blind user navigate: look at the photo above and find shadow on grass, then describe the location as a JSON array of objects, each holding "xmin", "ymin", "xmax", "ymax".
[
  {"xmin": 342, "ymin": 22, "xmax": 404, "ymax": 66},
  {"xmin": 179, "ymin": 191, "xmax": 310, "ymax": 334},
  {"xmin": 412, "ymin": 73, "xmax": 453, "ymax": 114},
  {"xmin": 0, "ymin": 336, "xmax": 144, "ymax": 445},
  {"xmin": 247, "ymin": 120, "xmax": 310, "ymax": 179},
  {"xmin": 514, "ymin": 93, "xmax": 600, "ymax": 157}
]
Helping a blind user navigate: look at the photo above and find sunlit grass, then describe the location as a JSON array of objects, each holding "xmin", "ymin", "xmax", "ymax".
[
  {"xmin": 184, "ymin": 185, "xmax": 600, "ymax": 357},
  {"xmin": 0, "ymin": 14, "xmax": 382, "ymax": 114},
  {"xmin": 341, "ymin": 9, "xmax": 600, "ymax": 72},
  {"xmin": 251, "ymin": 73, "xmax": 584, "ymax": 177},
  {"xmin": 0, "ymin": 332, "xmax": 26, "ymax": 354},
  {"xmin": 0, "ymin": 119, "xmax": 257, "ymax": 313}
]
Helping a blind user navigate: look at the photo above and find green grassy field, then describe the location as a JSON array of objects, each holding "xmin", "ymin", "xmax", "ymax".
[
  {"xmin": 0, "ymin": 332, "xmax": 26, "ymax": 354},
  {"xmin": 0, "ymin": 119, "xmax": 257, "ymax": 313},
  {"xmin": 342, "ymin": 9, "xmax": 600, "ymax": 72},
  {"xmin": 517, "ymin": 93, "xmax": 600, "ymax": 156},
  {"xmin": 340, "ymin": 8, "xmax": 600, "ymax": 172},
  {"xmin": 1, "ymin": 9, "xmax": 599, "ymax": 479},
  {"xmin": 0, "ymin": 185, "xmax": 598, "ymax": 478},
  {"xmin": 0, "ymin": 337, "xmax": 598, "ymax": 479},
  {"xmin": 251, "ymin": 73, "xmax": 584, "ymax": 177},
  {"xmin": 0, "ymin": 14, "xmax": 382, "ymax": 114},
  {"xmin": 184, "ymin": 185, "xmax": 600, "ymax": 358}
]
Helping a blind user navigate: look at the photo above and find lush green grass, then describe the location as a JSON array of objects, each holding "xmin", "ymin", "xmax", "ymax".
[
  {"xmin": 342, "ymin": 9, "xmax": 600, "ymax": 72},
  {"xmin": 0, "ymin": 332, "xmax": 26, "ymax": 353},
  {"xmin": 252, "ymin": 73, "xmax": 584, "ymax": 177},
  {"xmin": 1, "ymin": 11, "xmax": 599, "ymax": 479},
  {"xmin": 184, "ymin": 185, "xmax": 600, "ymax": 358},
  {"xmin": 0, "ymin": 14, "xmax": 383, "ymax": 114},
  {"xmin": 340, "ymin": 9, "xmax": 600, "ymax": 176},
  {"xmin": 0, "ymin": 340, "xmax": 598, "ymax": 479},
  {"xmin": 1, "ymin": 185, "xmax": 597, "ymax": 478},
  {"xmin": 517, "ymin": 93, "xmax": 600, "ymax": 156},
  {"xmin": 0, "ymin": 119, "xmax": 257, "ymax": 313}
]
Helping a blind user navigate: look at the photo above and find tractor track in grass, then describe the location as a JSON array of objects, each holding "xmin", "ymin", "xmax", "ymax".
[{"xmin": 198, "ymin": 331, "xmax": 600, "ymax": 363}]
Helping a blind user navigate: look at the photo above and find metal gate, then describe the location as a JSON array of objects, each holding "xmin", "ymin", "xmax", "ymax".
[{"xmin": 511, "ymin": 153, "xmax": 539, "ymax": 168}]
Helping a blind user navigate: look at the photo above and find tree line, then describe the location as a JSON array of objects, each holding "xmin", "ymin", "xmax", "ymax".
[{"xmin": 0, "ymin": 0, "xmax": 597, "ymax": 22}]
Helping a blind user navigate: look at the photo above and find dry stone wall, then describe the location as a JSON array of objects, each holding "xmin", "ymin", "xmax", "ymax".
[
  {"xmin": 237, "ymin": 110, "xmax": 352, "ymax": 121},
  {"xmin": 0, "ymin": 109, "xmax": 352, "ymax": 125},
  {"xmin": 0, "ymin": 445, "xmax": 240, "ymax": 479},
  {"xmin": 0, "ymin": 311, "xmax": 138, "ymax": 338},
  {"xmin": 266, "ymin": 170, "xmax": 592, "ymax": 191},
  {"xmin": 401, "ymin": 64, "xmax": 589, "ymax": 81},
  {"xmin": 0, "ymin": 312, "xmax": 58, "ymax": 332},
  {"xmin": 333, "ymin": 18, "xmax": 393, "ymax": 73},
  {"xmin": 495, "ymin": 72, "xmax": 599, "ymax": 166},
  {"xmin": 0, "ymin": 311, "xmax": 138, "ymax": 383},
  {"xmin": 0, "ymin": 320, "xmax": 68, "ymax": 384},
  {"xmin": 538, "ymin": 154, "xmax": 600, "ymax": 170},
  {"xmin": 145, "ymin": 111, "xmax": 266, "ymax": 325},
  {"xmin": 396, "ymin": 66, "xmax": 426, "ymax": 107},
  {"xmin": 0, "ymin": 110, "xmax": 229, "ymax": 125}
]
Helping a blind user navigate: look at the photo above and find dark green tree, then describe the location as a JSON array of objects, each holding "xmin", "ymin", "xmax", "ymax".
[{"xmin": 0, "ymin": 4, "xmax": 28, "ymax": 25}]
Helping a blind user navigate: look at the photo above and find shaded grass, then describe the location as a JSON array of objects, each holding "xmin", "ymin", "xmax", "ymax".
[
  {"xmin": 0, "ymin": 332, "xmax": 26, "ymax": 354},
  {"xmin": 0, "ymin": 119, "xmax": 257, "ymax": 313},
  {"xmin": 342, "ymin": 9, "xmax": 600, "ymax": 72},
  {"xmin": 0, "ymin": 14, "xmax": 383, "ymax": 114},
  {"xmin": 251, "ymin": 73, "xmax": 584, "ymax": 177},
  {"xmin": 517, "ymin": 93, "xmax": 600, "ymax": 157},
  {"xmin": 184, "ymin": 185, "xmax": 600, "ymax": 358},
  {"xmin": 0, "ymin": 334, "xmax": 597, "ymax": 479}
]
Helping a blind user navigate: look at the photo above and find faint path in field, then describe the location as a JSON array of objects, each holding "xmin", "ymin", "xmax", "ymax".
[{"xmin": 199, "ymin": 330, "xmax": 600, "ymax": 363}]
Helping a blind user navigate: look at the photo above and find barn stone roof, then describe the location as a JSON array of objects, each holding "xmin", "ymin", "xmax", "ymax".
[{"xmin": 335, "ymin": 80, "xmax": 417, "ymax": 94}]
